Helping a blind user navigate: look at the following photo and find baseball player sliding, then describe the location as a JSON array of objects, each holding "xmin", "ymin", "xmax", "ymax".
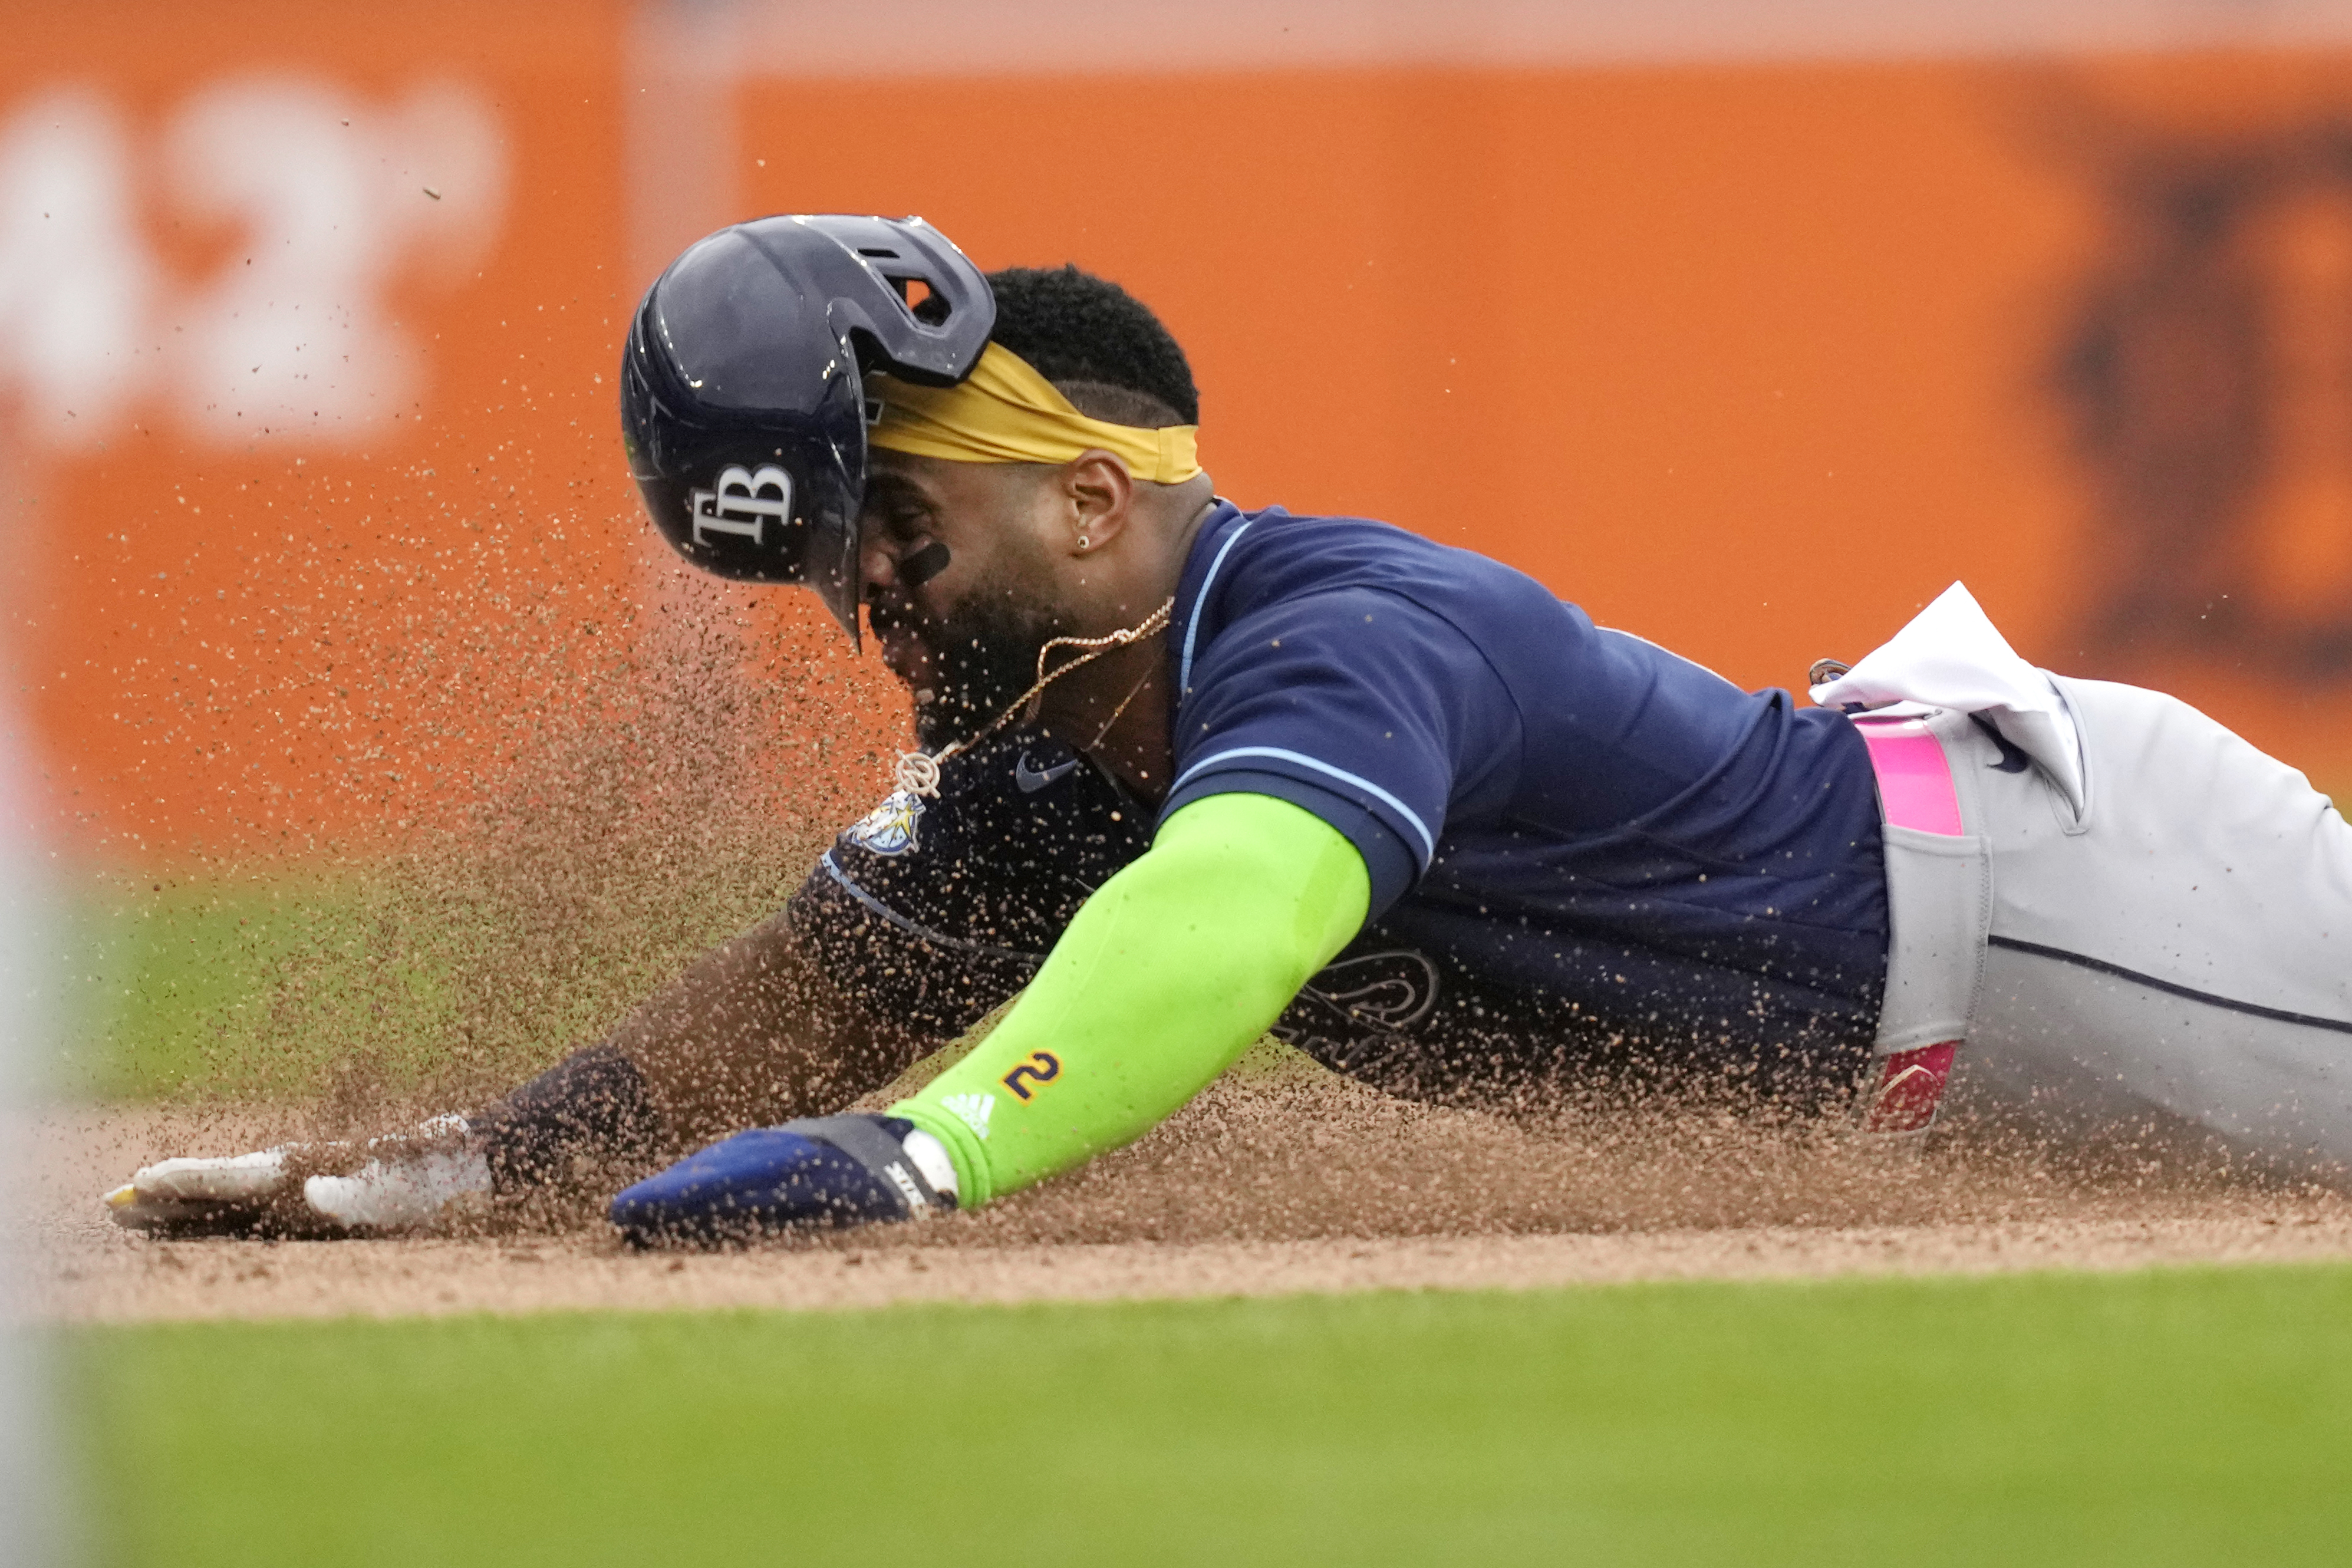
[{"xmin": 107, "ymin": 216, "xmax": 2352, "ymax": 1241}]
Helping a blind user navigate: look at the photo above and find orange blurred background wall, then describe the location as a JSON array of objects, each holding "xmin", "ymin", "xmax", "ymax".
[
  {"xmin": 3, "ymin": 1, "xmax": 648, "ymax": 862},
  {"xmin": 8, "ymin": 3, "xmax": 2352, "ymax": 867}
]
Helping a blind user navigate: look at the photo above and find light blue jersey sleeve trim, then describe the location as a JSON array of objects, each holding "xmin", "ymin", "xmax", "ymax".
[
  {"xmin": 1169, "ymin": 746, "xmax": 1437, "ymax": 865},
  {"xmin": 1177, "ymin": 515, "xmax": 1256, "ymax": 695}
]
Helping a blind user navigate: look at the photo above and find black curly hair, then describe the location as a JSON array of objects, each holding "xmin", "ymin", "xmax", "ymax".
[{"xmin": 983, "ymin": 265, "xmax": 1199, "ymax": 428}]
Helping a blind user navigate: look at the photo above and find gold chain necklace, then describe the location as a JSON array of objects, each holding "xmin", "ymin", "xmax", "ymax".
[{"xmin": 892, "ymin": 595, "xmax": 1176, "ymax": 798}]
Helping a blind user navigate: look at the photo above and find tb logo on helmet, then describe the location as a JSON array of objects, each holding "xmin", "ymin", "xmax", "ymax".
[{"xmin": 688, "ymin": 464, "xmax": 794, "ymax": 548}]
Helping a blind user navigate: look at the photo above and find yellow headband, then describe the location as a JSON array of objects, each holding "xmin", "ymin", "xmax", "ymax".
[{"xmin": 867, "ymin": 342, "xmax": 1201, "ymax": 484}]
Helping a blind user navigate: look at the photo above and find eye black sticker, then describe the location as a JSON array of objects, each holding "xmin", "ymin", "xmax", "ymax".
[{"xmin": 900, "ymin": 539, "xmax": 952, "ymax": 587}]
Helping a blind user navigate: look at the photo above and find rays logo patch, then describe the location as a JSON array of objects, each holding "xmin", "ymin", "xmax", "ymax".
[{"xmin": 845, "ymin": 790, "xmax": 926, "ymax": 857}]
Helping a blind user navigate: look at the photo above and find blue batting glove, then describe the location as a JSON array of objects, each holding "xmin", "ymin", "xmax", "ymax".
[{"xmin": 610, "ymin": 1114, "xmax": 954, "ymax": 1247}]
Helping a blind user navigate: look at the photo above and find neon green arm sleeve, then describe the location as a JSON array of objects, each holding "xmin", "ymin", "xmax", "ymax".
[{"xmin": 891, "ymin": 792, "xmax": 1370, "ymax": 1208}]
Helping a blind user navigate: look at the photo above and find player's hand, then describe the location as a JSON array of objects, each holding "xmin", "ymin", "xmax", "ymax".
[
  {"xmin": 103, "ymin": 1146, "xmax": 305, "ymax": 1236},
  {"xmin": 610, "ymin": 1114, "xmax": 956, "ymax": 1247},
  {"xmin": 102, "ymin": 1116, "xmax": 493, "ymax": 1237}
]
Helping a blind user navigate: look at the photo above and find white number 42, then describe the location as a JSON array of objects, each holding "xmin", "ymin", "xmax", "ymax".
[{"xmin": 0, "ymin": 75, "xmax": 505, "ymax": 451}]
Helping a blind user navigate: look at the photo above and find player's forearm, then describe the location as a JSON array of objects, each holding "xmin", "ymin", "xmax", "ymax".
[
  {"xmin": 597, "ymin": 908, "xmax": 929, "ymax": 1149},
  {"xmin": 480, "ymin": 910, "xmax": 929, "ymax": 1189},
  {"xmin": 892, "ymin": 793, "xmax": 1369, "ymax": 1207}
]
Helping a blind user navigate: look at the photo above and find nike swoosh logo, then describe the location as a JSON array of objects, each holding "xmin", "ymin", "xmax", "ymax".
[{"xmin": 1013, "ymin": 755, "xmax": 1081, "ymax": 793}]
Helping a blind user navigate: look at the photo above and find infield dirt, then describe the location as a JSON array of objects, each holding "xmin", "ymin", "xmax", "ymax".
[{"xmin": 28, "ymin": 1072, "xmax": 2352, "ymax": 1324}]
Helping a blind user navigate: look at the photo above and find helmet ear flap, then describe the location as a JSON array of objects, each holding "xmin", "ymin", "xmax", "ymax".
[
  {"xmin": 840, "ymin": 323, "xmax": 889, "ymax": 385},
  {"xmin": 803, "ymin": 403, "xmax": 869, "ymax": 643}
]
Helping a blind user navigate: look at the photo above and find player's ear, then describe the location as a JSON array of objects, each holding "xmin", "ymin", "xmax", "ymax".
[{"xmin": 1062, "ymin": 449, "xmax": 1135, "ymax": 557}]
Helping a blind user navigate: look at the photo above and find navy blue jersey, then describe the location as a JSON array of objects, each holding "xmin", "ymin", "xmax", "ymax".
[
  {"xmin": 1161, "ymin": 503, "xmax": 1890, "ymax": 1077},
  {"xmin": 788, "ymin": 502, "xmax": 1893, "ymax": 1106}
]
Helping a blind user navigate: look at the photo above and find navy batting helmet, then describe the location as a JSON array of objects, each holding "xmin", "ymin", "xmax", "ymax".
[{"xmin": 620, "ymin": 215, "xmax": 993, "ymax": 641}]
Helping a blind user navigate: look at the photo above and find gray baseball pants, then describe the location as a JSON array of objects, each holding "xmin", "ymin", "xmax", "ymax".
[{"xmin": 1875, "ymin": 677, "xmax": 2352, "ymax": 1176}]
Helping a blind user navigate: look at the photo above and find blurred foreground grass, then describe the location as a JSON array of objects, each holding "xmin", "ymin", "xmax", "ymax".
[{"xmin": 67, "ymin": 1263, "xmax": 2352, "ymax": 1567}]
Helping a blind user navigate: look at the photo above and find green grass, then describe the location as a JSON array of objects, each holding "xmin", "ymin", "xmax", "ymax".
[
  {"xmin": 64, "ymin": 1263, "xmax": 2352, "ymax": 1566},
  {"xmin": 50, "ymin": 845, "xmax": 811, "ymax": 1103},
  {"xmin": 54, "ymin": 876, "xmax": 400, "ymax": 1101}
]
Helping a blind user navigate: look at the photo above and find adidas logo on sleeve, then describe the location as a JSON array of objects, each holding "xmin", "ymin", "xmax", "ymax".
[{"xmin": 941, "ymin": 1093, "xmax": 994, "ymax": 1140}]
